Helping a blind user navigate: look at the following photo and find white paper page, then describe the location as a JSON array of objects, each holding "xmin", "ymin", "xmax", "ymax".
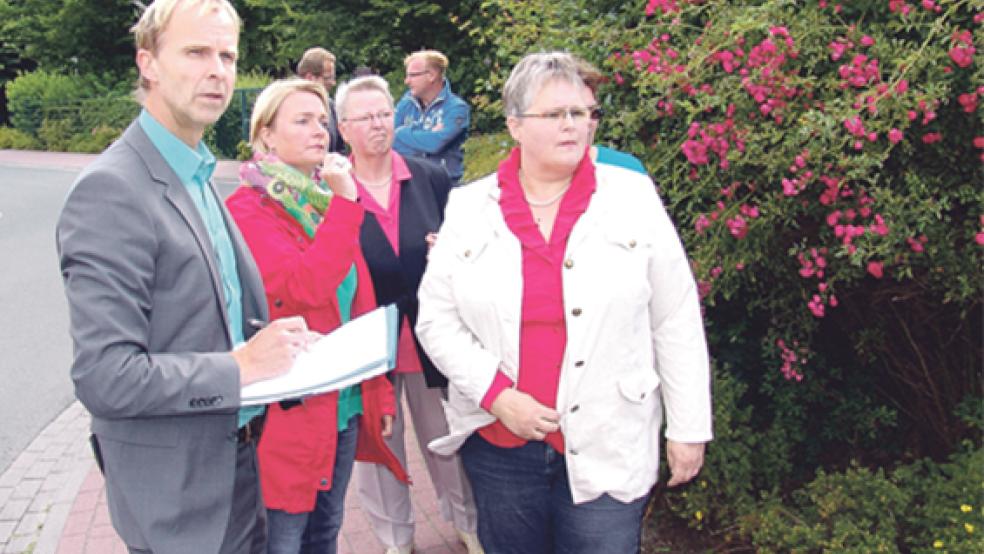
[{"xmin": 240, "ymin": 305, "xmax": 395, "ymax": 406}]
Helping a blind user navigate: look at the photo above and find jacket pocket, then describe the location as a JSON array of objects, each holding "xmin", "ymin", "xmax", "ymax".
[{"xmin": 617, "ymin": 371, "xmax": 661, "ymax": 404}]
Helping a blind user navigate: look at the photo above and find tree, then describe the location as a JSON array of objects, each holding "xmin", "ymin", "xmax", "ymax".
[{"xmin": 0, "ymin": 0, "xmax": 136, "ymax": 76}]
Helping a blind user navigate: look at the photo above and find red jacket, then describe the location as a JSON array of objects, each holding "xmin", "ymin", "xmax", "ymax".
[{"xmin": 227, "ymin": 185, "xmax": 409, "ymax": 514}]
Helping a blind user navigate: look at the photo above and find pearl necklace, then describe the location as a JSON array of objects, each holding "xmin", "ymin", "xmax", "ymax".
[
  {"xmin": 359, "ymin": 173, "xmax": 392, "ymax": 189},
  {"xmin": 525, "ymin": 184, "xmax": 571, "ymax": 207}
]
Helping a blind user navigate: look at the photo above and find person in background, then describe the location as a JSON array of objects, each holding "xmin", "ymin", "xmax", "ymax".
[
  {"xmin": 297, "ymin": 47, "xmax": 344, "ymax": 153},
  {"xmin": 393, "ymin": 50, "xmax": 470, "ymax": 185},
  {"xmin": 56, "ymin": 1, "xmax": 319, "ymax": 552},
  {"xmin": 416, "ymin": 51, "xmax": 713, "ymax": 553},
  {"xmin": 226, "ymin": 78, "xmax": 408, "ymax": 554},
  {"xmin": 337, "ymin": 75, "xmax": 482, "ymax": 554},
  {"xmin": 573, "ymin": 57, "xmax": 648, "ymax": 174}
]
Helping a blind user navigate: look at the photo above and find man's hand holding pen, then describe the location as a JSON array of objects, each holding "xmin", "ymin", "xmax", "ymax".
[{"xmin": 232, "ymin": 316, "xmax": 321, "ymax": 385}]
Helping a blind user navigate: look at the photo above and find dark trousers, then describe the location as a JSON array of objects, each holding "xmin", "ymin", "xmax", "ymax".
[{"xmin": 460, "ymin": 433, "xmax": 646, "ymax": 554}]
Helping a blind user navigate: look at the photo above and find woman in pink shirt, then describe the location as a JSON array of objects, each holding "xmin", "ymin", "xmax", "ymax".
[
  {"xmin": 416, "ymin": 52, "xmax": 714, "ymax": 553},
  {"xmin": 335, "ymin": 76, "xmax": 482, "ymax": 554}
]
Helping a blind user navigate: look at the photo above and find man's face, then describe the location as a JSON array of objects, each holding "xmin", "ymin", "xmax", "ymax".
[
  {"xmin": 321, "ymin": 61, "xmax": 336, "ymax": 91},
  {"xmin": 136, "ymin": 3, "xmax": 238, "ymax": 146},
  {"xmin": 404, "ymin": 58, "xmax": 434, "ymax": 99}
]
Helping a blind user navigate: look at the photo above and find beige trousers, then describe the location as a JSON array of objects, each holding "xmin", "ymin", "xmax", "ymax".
[{"xmin": 355, "ymin": 371, "xmax": 478, "ymax": 548}]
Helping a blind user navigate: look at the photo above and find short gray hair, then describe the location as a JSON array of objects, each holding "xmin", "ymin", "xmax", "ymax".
[
  {"xmin": 335, "ymin": 76, "xmax": 394, "ymax": 120},
  {"xmin": 502, "ymin": 51, "xmax": 584, "ymax": 118}
]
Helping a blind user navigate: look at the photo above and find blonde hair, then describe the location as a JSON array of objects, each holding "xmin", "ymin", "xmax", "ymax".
[
  {"xmin": 334, "ymin": 75, "xmax": 394, "ymax": 121},
  {"xmin": 249, "ymin": 79, "xmax": 329, "ymax": 154},
  {"xmin": 404, "ymin": 50, "xmax": 449, "ymax": 75},
  {"xmin": 131, "ymin": 0, "xmax": 241, "ymax": 90},
  {"xmin": 297, "ymin": 47, "xmax": 336, "ymax": 77}
]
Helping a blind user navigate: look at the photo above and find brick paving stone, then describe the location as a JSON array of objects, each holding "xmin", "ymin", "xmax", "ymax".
[
  {"xmin": 71, "ymin": 490, "xmax": 99, "ymax": 513},
  {"xmin": 40, "ymin": 442, "xmax": 70, "ymax": 462},
  {"xmin": 54, "ymin": 535, "xmax": 85, "ymax": 554},
  {"xmin": 0, "ymin": 500, "xmax": 29, "ymax": 522},
  {"xmin": 41, "ymin": 471, "xmax": 69, "ymax": 493},
  {"xmin": 2, "ymin": 534, "xmax": 36, "ymax": 554},
  {"xmin": 24, "ymin": 460, "xmax": 56, "ymax": 480},
  {"xmin": 11, "ymin": 479, "xmax": 42, "ymax": 500},
  {"xmin": 13, "ymin": 512, "xmax": 44, "ymax": 537},
  {"xmin": 29, "ymin": 490, "xmax": 56, "ymax": 513},
  {"xmin": 8, "ymin": 452, "xmax": 39, "ymax": 471},
  {"xmin": 60, "ymin": 510, "xmax": 94, "ymax": 537},
  {"xmin": 0, "ymin": 468, "xmax": 25, "ymax": 489},
  {"xmin": 0, "ymin": 521, "xmax": 14, "ymax": 544}
]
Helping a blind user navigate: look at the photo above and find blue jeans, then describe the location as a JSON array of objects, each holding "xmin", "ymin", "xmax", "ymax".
[
  {"xmin": 460, "ymin": 433, "xmax": 646, "ymax": 554},
  {"xmin": 266, "ymin": 416, "xmax": 359, "ymax": 554}
]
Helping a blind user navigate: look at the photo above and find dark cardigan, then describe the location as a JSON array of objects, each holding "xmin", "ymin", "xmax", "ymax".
[{"xmin": 359, "ymin": 156, "xmax": 451, "ymax": 388}]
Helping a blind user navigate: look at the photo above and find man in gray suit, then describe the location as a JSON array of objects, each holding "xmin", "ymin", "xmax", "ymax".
[{"xmin": 56, "ymin": 1, "xmax": 317, "ymax": 552}]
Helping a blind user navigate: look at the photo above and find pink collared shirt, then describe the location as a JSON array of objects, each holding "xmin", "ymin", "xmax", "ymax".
[
  {"xmin": 354, "ymin": 152, "xmax": 423, "ymax": 374},
  {"xmin": 478, "ymin": 148, "xmax": 597, "ymax": 452}
]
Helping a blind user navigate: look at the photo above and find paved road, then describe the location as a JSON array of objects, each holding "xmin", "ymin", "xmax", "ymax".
[{"xmin": 0, "ymin": 166, "xmax": 78, "ymax": 474}]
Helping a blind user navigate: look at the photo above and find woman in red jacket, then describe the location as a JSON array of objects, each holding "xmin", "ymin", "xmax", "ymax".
[{"xmin": 227, "ymin": 78, "xmax": 407, "ymax": 554}]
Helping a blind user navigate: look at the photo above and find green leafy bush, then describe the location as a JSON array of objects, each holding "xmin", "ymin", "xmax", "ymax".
[
  {"xmin": 0, "ymin": 126, "xmax": 39, "ymax": 149},
  {"xmin": 746, "ymin": 464, "xmax": 909, "ymax": 553},
  {"xmin": 6, "ymin": 70, "xmax": 83, "ymax": 136},
  {"xmin": 461, "ymin": 131, "xmax": 513, "ymax": 182}
]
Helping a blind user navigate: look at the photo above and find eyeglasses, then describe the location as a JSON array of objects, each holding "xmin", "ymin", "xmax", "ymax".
[
  {"xmin": 342, "ymin": 110, "xmax": 394, "ymax": 125},
  {"xmin": 518, "ymin": 107, "xmax": 604, "ymax": 123}
]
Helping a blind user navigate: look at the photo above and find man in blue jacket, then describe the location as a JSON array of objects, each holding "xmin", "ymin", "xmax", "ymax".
[{"xmin": 394, "ymin": 50, "xmax": 470, "ymax": 184}]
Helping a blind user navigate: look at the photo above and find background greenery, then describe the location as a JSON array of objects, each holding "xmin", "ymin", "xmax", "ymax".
[{"xmin": 1, "ymin": 1, "xmax": 981, "ymax": 551}]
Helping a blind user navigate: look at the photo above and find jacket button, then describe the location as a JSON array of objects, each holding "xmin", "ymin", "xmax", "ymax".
[
  {"xmin": 574, "ymin": 360, "xmax": 584, "ymax": 368},
  {"xmin": 569, "ymin": 448, "xmax": 579, "ymax": 455},
  {"xmin": 563, "ymin": 259, "xmax": 574, "ymax": 269},
  {"xmin": 571, "ymin": 308, "xmax": 582, "ymax": 317},
  {"xmin": 320, "ymin": 478, "xmax": 329, "ymax": 486},
  {"xmin": 570, "ymin": 404, "xmax": 580, "ymax": 413},
  {"xmin": 274, "ymin": 299, "xmax": 283, "ymax": 308}
]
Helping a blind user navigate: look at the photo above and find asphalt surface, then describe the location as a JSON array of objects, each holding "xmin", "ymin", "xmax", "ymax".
[{"xmin": 0, "ymin": 165, "xmax": 78, "ymax": 475}]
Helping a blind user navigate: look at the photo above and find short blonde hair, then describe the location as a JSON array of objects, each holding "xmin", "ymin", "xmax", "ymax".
[
  {"xmin": 404, "ymin": 50, "xmax": 448, "ymax": 75},
  {"xmin": 250, "ymin": 79, "xmax": 329, "ymax": 154},
  {"xmin": 335, "ymin": 76, "xmax": 394, "ymax": 121},
  {"xmin": 131, "ymin": 0, "xmax": 241, "ymax": 90}
]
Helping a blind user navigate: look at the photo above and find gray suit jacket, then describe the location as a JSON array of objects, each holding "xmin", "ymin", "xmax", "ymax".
[{"xmin": 56, "ymin": 121, "xmax": 268, "ymax": 552}]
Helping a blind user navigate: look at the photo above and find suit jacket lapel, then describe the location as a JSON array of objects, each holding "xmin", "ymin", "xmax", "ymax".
[{"xmin": 124, "ymin": 123, "xmax": 233, "ymax": 342}]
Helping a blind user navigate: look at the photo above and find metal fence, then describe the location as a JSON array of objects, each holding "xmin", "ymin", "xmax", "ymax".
[{"xmin": 12, "ymin": 87, "xmax": 262, "ymax": 158}]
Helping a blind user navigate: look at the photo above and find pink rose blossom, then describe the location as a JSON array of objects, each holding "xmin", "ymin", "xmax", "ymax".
[{"xmin": 867, "ymin": 261, "xmax": 884, "ymax": 278}]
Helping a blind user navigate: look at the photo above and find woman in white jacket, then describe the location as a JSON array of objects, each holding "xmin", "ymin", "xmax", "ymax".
[{"xmin": 415, "ymin": 51, "xmax": 713, "ymax": 554}]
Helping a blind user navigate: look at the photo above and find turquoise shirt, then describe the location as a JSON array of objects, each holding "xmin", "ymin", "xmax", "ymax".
[
  {"xmin": 595, "ymin": 145, "xmax": 647, "ymax": 174},
  {"xmin": 138, "ymin": 110, "xmax": 262, "ymax": 428},
  {"xmin": 335, "ymin": 266, "xmax": 363, "ymax": 431}
]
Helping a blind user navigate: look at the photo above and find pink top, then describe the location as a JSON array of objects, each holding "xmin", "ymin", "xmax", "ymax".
[
  {"xmin": 354, "ymin": 152, "xmax": 422, "ymax": 374},
  {"xmin": 478, "ymin": 147, "xmax": 597, "ymax": 452}
]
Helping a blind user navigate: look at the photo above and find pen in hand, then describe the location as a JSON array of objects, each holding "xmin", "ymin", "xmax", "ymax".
[{"xmin": 248, "ymin": 318, "xmax": 268, "ymax": 330}]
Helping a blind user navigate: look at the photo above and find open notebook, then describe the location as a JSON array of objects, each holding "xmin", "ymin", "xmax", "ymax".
[{"xmin": 240, "ymin": 304, "xmax": 398, "ymax": 406}]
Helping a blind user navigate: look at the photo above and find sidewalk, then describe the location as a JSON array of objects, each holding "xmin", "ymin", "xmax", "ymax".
[
  {"xmin": 0, "ymin": 149, "xmax": 241, "ymax": 183},
  {"xmin": 0, "ymin": 401, "xmax": 468, "ymax": 554}
]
